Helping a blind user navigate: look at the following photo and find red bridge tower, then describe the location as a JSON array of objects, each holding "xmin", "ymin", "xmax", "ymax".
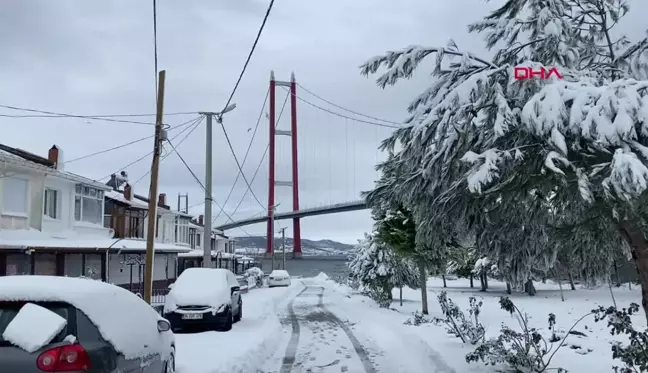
[{"xmin": 267, "ymin": 71, "xmax": 302, "ymax": 258}]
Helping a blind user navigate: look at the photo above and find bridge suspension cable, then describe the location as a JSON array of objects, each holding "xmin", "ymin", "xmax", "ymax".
[
  {"xmin": 296, "ymin": 83, "xmax": 402, "ymax": 126},
  {"xmin": 280, "ymin": 87, "xmax": 401, "ymax": 129}
]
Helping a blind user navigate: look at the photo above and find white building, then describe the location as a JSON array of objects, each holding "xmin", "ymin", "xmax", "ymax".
[
  {"xmin": 0, "ymin": 143, "xmax": 192, "ymax": 290},
  {"xmin": 0, "ymin": 144, "xmax": 112, "ymax": 278}
]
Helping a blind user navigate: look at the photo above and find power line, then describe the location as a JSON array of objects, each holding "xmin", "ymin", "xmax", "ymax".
[
  {"xmin": 152, "ymin": 0, "xmax": 159, "ymax": 96},
  {"xmin": 0, "ymin": 104, "xmax": 162, "ymax": 126},
  {"xmin": 99, "ymin": 116, "xmax": 203, "ymax": 183},
  {"xmin": 131, "ymin": 116, "xmax": 204, "ymax": 185},
  {"xmin": 65, "ymin": 116, "xmax": 200, "ymax": 164},
  {"xmin": 297, "ymin": 83, "xmax": 402, "ymax": 125},
  {"xmin": 165, "ymin": 136, "xmax": 253, "ymax": 236},
  {"xmin": 211, "ymin": 88, "xmax": 269, "ymax": 221},
  {"xmin": 214, "ymin": 89, "xmax": 290, "ymax": 224},
  {"xmin": 280, "ymin": 87, "xmax": 400, "ymax": 129},
  {"xmin": 219, "ymin": 0, "xmax": 276, "ymax": 114},
  {"xmin": 213, "ymin": 0, "xmax": 275, "ymax": 213},
  {"xmin": 0, "ymin": 111, "xmax": 197, "ymax": 119}
]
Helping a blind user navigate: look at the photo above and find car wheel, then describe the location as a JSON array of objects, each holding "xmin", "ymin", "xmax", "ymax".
[
  {"xmin": 234, "ymin": 303, "xmax": 242, "ymax": 323},
  {"xmin": 222, "ymin": 308, "xmax": 233, "ymax": 331},
  {"xmin": 164, "ymin": 349, "xmax": 175, "ymax": 373}
]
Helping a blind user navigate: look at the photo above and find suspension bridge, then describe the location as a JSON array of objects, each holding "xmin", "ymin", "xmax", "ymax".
[{"xmin": 212, "ymin": 71, "xmax": 400, "ymax": 257}]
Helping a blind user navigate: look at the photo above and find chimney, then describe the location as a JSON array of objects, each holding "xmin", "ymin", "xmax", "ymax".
[
  {"xmin": 48, "ymin": 145, "xmax": 64, "ymax": 170},
  {"xmin": 198, "ymin": 215, "xmax": 204, "ymax": 226},
  {"xmin": 123, "ymin": 183, "xmax": 132, "ymax": 201},
  {"xmin": 158, "ymin": 193, "xmax": 166, "ymax": 206}
]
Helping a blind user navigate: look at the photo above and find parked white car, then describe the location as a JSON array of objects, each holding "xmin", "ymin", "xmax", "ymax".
[
  {"xmin": 268, "ymin": 270, "xmax": 291, "ymax": 287},
  {"xmin": 163, "ymin": 268, "xmax": 242, "ymax": 332}
]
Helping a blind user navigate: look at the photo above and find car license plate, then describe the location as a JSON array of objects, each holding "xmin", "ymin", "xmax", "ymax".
[{"xmin": 182, "ymin": 313, "xmax": 203, "ymax": 320}]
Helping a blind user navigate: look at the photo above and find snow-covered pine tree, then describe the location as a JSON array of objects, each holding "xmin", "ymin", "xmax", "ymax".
[
  {"xmin": 348, "ymin": 233, "xmax": 398, "ymax": 307},
  {"xmin": 361, "ymin": 0, "xmax": 648, "ymax": 317},
  {"xmin": 369, "ymin": 204, "xmax": 434, "ymax": 314}
]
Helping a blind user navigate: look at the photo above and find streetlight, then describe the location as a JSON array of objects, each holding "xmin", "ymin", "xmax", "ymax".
[{"xmin": 199, "ymin": 104, "xmax": 237, "ymax": 268}]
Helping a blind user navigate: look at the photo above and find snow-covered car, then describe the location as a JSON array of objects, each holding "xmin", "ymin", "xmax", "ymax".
[
  {"xmin": 0, "ymin": 276, "xmax": 175, "ymax": 373},
  {"xmin": 163, "ymin": 268, "xmax": 242, "ymax": 332},
  {"xmin": 243, "ymin": 267, "xmax": 265, "ymax": 288},
  {"xmin": 268, "ymin": 270, "xmax": 291, "ymax": 287}
]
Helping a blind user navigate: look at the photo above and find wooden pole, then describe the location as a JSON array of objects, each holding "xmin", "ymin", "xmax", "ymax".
[{"xmin": 143, "ymin": 70, "xmax": 166, "ymax": 304}]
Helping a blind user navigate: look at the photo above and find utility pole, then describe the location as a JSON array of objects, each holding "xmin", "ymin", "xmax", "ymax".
[
  {"xmin": 198, "ymin": 105, "xmax": 237, "ymax": 269},
  {"xmin": 143, "ymin": 70, "xmax": 166, "ymax": 305},
  {"xmin": 202, "ymin": 113, "xmax": 213, "ymax": 268},
  {"xmin": 270, "ymin": 203, "xmax": 279, "ymax": 270},
  {"xmin": 279, "ymin": 227, "xmax": 287, "ymax": 270}
]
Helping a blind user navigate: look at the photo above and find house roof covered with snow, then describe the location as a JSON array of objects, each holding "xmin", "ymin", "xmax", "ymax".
[
  {"xmin": 0, "ymin": 229, "xmax": 191, "ymax": 253},
  {"xmin": 105, "ymin": 190, "xmax": 149, "ymax": 209},
  {"xmin": 0, "ymin": 144, "xmax": 108, "ymax": 190}
]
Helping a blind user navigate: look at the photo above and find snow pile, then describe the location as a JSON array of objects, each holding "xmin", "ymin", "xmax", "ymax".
[
  {"xmin": 312, "ymin": 272, "xmax": 330, "ymax": 282},
  {"xmin": 2, "ymin": 303, "xmax": 67, "ymax": 353},
  {"xmin": 0, "ymin": 276, "xmax": 170, "ymax": 359},
  {"xmin": 164, "ymin": 268, "xmax": 233, "ymax": 313}
]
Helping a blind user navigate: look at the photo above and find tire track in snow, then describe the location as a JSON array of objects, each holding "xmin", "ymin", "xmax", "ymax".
[
  {"xmin": 315, "ymin": 288, "xmax": 377, "ymax": 373},
  {"xmin": 279, "ymin": 285, "xmax": 309, "ymax": 373}
]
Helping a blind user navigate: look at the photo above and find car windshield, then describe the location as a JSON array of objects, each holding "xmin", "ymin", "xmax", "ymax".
[{"xmin": 0, "ymin": 302, "xmax": 70, "ymax": 346}]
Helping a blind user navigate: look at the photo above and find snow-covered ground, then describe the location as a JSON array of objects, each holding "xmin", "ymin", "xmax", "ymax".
[{"xmin": 175, "ymin": 274, "xmax": 645, "ymax": 372}]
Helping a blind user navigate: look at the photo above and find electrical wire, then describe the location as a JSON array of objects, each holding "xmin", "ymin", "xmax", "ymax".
[
  {"xmin": 218, "ymin": 0, "xmax": 275, "ymax": 115},
  {"xmin": 210, "ymin": 89, "xmax": 269, "ymax": 221},
  {"xmin": 213, "ymin": 90, "xmax": 290, "ymax": 225},
  {"xmin": 0, "ymin": 104, "xmax": 163, "ymax": 126},
  {"xmin": 131, "ymin": 116, "xmax": 204, "ymax": 186},
  {"xmin": 65, "ymin": 116, "xmax": 200, "ymax": 164},
  {"xmin": 99, "ymin": 116, "xmax": 203, "ymax": 183},
  {"xmin": 297, "ymin": 83, "xmax": 402, "ymax": 125},
  {"xmin": 152, "ymin": 0, "xmax": 159, "ymax": 97},
  {"xmin": 0, "ymin": 111, "xmax": 197, "ymax": 118},
  {"xmin": 212, "ymin": 0, "xmax": 275, "ymax": 214},
  {"xmin": 280, "ymin": 87, "xmax": 400, "ymax": 129},
  {"xmin": 165, "ymin": 136, "xmax": 252, "ymax": 236}
]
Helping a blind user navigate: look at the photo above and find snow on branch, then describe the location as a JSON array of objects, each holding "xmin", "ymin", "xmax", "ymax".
[{"xmin": 360, "ymin": 45, "xmax": 497, "ymax": 89}]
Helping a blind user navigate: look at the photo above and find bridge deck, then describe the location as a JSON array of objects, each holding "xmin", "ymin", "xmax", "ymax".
[{"xmin": 216, "ymin": 200, "xmax": 367, "ymax": 231}]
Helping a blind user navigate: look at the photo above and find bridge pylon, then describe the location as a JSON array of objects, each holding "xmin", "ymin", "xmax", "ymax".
[{"xmin": 267, "ymin": 71, "xmax": 302, "ymax": 258}]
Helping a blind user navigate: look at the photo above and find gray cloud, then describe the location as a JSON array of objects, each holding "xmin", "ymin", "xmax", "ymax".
[{"xmin": 2, "ymin": 0, "xmax": 646, "ymax": 244}]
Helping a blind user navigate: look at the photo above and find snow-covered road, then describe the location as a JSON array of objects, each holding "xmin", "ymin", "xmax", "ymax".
[{"xmin": 175, "ymin": 275, "xmax": 453, "ymax": 373}]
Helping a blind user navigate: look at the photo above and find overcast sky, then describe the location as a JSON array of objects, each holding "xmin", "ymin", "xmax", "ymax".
[{"xmin": 2, "ymin": 1, "xmax": 646, "ymax": 244}]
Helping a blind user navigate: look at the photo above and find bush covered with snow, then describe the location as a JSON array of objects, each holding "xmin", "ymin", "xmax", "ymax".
[
  {"xmin": 243, "ymin": 267, "xmax": 265, "ymax": 288},
  {"xmin": 466, "ymin": 297, "xmax": 593, "ymax": 373},
  {"xmin": 432, "ymin": 291, "xmax": 485, "ymax": 345},
  {"xmin": 593, "ymin": 303, "xmax": 648, "ymax": 373}
]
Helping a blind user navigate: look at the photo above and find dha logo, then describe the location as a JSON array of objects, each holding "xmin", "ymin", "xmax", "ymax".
[{"xmin": 514, "ymin": 66, "xmax": 563, "ymax": 80}]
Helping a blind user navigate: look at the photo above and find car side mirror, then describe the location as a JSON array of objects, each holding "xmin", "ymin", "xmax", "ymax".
[
  {"xmin": 167, "ymin": 283, "xmax": 174, "ymax": 290},
  {"xmin": 231, "ymin": 286, "xmax": 240, "ymax": 294},
  {"xmin": 157, "ymin": 319, "xmax": 171, "ymax": 332}
]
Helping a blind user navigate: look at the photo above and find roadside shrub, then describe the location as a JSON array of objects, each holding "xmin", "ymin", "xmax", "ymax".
[
  {"xmin": 466, "ymin": 297, "xmax": 590, "ymax": 373},
  {"xmin": 593, "ymin": 303, "xmax": 648, "ymax": 373},
  {"xmin": 404, "ymin": 310, "xmax": 431, "ymax": 326},
  {"xmin": 432, "ymin": 291, "xmax": 485, "ymax": 344},
  {"xmin": 243, "ymin": 267, "xmax": 265, "ymax": 288}
]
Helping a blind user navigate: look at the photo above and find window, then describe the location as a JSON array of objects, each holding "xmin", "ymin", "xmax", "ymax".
[
  {"xmin": 196, "ymin": 233, "xmax": 201, "ymax": 247},
  {"xmin": 33, "ymin": 253, "xmax": 56, "ymax": 275},
  {"xmin": 74, "ymin": 184, "xmax": 104, "ymax": 224},
  {"xmin": 5, "ymin": 254, "xmax": 30, "ymax": 275},
  {"xmin": 175, "ymin": 218, "xmax": 190, "ymax": 244},
  {"xmin": 43, "ymin": 188, "xmax": 59, "ymax": 219},
  {"xmin": 2, "ymin": 177, "xmax": 28, "ymax": 214}
]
